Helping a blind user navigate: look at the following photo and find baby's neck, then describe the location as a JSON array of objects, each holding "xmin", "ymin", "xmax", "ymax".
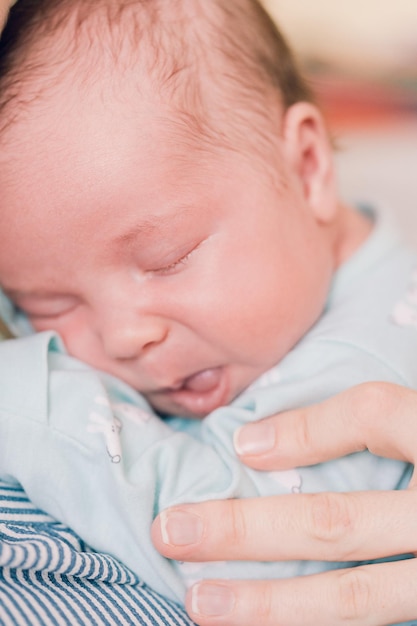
[{"xmin": 332, "ymin": 203, "xmax": 373, "ymax": 270}]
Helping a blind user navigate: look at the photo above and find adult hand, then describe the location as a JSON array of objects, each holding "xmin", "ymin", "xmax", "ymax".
[
  {"xmin": 0, "ymin": 0, "xmax": 15, "ymax": 31},
  {"xmin": 152, "ymin": 382, "xmax": 417, "ymax": 625}
]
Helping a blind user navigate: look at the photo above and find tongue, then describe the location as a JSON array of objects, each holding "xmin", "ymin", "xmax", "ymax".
[{"xmin": 182, "ymin": 368, "xmax": 222, "ymax": 392}]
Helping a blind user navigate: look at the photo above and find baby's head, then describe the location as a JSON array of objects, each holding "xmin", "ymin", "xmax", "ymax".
[{"xmin": 0, "ymin": 0, "xmax": 367, "ymax": 417}]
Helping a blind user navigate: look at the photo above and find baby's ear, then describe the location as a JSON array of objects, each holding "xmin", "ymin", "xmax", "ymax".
[{"xmin": 282, "ymin": 102, "xmax": 337, "ymax": 223}]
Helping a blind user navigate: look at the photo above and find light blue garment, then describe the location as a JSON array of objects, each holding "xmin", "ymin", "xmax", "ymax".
[{"xmin": 0, "ymin": 213, "xmax": 417, "ymax": 607}]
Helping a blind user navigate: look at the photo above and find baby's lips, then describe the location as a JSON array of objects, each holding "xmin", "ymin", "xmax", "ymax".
[{"xmin": 182, "ymin": 367, "xmax": 222, "ymax": 392}]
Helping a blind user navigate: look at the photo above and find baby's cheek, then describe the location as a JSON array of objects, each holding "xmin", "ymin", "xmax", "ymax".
[
  {"xmin": 30, "ymin": 316, "xmax": 64, "ymax": 335},
  {"xmin": 37, "ymin": 314, "xmax": 96, "ymax": 364},
  {"xmin": 64, "ymin": 330, "xmax": 99, "ymax": 363}
]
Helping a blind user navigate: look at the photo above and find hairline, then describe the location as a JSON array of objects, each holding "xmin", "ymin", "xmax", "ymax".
[{"xmin": 0, "ymin": 0, "xmax": 314, "ymax": 165}]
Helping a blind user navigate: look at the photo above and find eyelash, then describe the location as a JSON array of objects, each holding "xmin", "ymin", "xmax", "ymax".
[
  {"xmin": 151, "ymin": 244, "xmax": 199, "ymax": 276},
  {"xmin": 18, "ymin": 303, "xmax": 77, "ymax": 321},
  {"xmin": 25, "ymin": 309, "xmax": 70, "ymax": 321}
]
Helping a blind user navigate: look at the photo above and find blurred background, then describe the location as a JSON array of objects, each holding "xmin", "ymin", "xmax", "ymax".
[{"xmin": 262, "ymin": 0, "xmax": 417, "ymax": 245}]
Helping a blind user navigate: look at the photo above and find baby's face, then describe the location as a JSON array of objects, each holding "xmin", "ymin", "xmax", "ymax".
[{"xmin": 0, "ymin": 83, "xmax": 335, "ymax": 418}]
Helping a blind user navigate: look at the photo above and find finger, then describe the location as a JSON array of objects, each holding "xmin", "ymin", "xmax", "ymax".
[
  {"xmin": 185, "ymin": 558, "xmax": 417, "ymax": 626},
  {"xmin": 152, "ymin": 489, "xmax": 417, "ymax": 563},
  {"xmin": 234, "ymin": 382, "xmax": 417, "ymax": 471}
]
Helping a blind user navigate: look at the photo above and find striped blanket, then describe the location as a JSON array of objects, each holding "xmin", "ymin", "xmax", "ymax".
[{"xmin": 0, "ymin": 481, "xmax": 193, "ymax": 625}]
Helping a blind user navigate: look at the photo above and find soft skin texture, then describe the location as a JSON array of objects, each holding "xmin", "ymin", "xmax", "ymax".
[
  {"xmin": 3, "ymin": 222, "xmax": 417, "ymax": 603},
  {"xmin": 1, "ymin": 4, "xmax": 412, "ymax": 625},
  {"xmin": 0, "ymin": 58, "xmax": 370, "ymax": 418},
  {"xmin": 153, "ymin": 383, "xmax": 417, "ymax": 625}
]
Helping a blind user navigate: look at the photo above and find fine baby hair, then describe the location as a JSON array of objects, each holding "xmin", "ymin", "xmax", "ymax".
[
  {"xmin": 0, "ymin": 0, "xmax": 340, "ymax": 421},
  {"xmin": 0, "ymin": 0, "xmax": 314, "ymax": 140},
  {"xmin": 0, "ymin": 0, "xmax": 417, "ymax": 613}
]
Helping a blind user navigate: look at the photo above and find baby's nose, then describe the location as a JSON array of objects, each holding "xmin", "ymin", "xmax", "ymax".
[{"xmin": 100, "ymin": 312, "xmax": 168, "ymax": 360}]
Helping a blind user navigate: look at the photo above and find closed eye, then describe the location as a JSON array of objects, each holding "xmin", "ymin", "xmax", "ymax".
[
  {"xmin": 25, "ymin": 306, "xmax": 77, "ymax": 320},
  {"xmin": 149, "ymin": 241, "xmax": 203, "ymax": 276},
  {"xmin": 152, "ymin": 250, "xmax": 193, "ymax": 275},
  {"xmin": 9, "ymin": 296, "xmax": 79, "ymax": 321}
]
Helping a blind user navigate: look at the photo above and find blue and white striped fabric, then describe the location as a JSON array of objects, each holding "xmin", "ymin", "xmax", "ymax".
[{"xmin": 0, "ymin": 481, "xmax": 194, "ymax": 626}]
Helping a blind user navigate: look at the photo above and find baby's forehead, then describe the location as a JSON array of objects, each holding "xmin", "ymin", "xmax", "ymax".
[
  {"xmin": 1, "ymin": 0, "xmax": 296, "ymax": 188},
  {"xmin": 2, "ymin": 0, "xmax": 289, "ymax": 132},
  {"xmin": 1, "ymin": 4, "xmax": 210, "ymax": 143}
]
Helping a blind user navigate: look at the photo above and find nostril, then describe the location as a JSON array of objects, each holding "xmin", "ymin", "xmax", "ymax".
[
  {"xmin": 101, "ymin": 318, "xmax": 168, "ymax": 361},
  {"xmin": 114, "ymin": 338, "xmax": 155, "ymax": 362}
]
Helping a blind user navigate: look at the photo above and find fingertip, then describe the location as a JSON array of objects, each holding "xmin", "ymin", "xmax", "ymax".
[
  {"xmin": 185, "ymin": 582, "xmax": 236, "ymax": 625},
  {"xmin": 151, "ymin": 508, "xmax": 204, "ymax": 559},
  {"xmin": 150, "ymin": 512, "xmax": 166, "ymax": 554},
  {"xmin": 233, "ymin": 420, "xmax": 276, "ymax": 457},
  {"xmin": 234, "ymin": 419, "xmax": 293, "ymax": 471}
]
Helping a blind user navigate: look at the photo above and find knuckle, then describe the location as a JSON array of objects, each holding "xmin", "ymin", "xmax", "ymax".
[
  {"xmin": 255, "ymin": 581, "xmax": 273, "ymax": 621},
  {"xmin": 308, "ymin": 493, "xmax": 356, "ymax": 547},
  {"xmin": 223, "ymin": 499, "xmax": 248, "ymax": 548},
  {"xmin": 348, "ymin": 382, "xmax": 407, "ymax": 456},
  {"xmin": 336, "ymin": 568, "xmax": 372, "ymax": 621},
  {"xmin": 349, "ymin": 382, "xmax": 399, "ymax": 428},
  {"xmin": 294, "ymin": 408, "xmax": 314, "ymax": 453}
]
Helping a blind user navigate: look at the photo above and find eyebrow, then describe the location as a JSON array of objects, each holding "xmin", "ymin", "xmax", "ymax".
[
  {"xmin": 114, "ymin": 219, "xmax": 167, "ymax": 246},
  {"xmin": 113, "ymin": 208, "xmax": 195, "ymax": 247}
]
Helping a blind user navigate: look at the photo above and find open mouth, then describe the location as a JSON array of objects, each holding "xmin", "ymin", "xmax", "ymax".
[{"xmin": 162, "ymin": 367, "xmax": 230, "ymax": 417}]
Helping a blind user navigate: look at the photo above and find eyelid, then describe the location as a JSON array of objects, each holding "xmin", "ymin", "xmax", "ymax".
[
  {"xmin": 148, "ymin": 241, "xmax": 203, "ymax": 276},
  {"xmin": 13, "ymin": 297, "xmax": 79, "ymax": 319},
  {"xmin": 26, "ymin": 307, "xmax": 76, "ymax": 320},
  {"xmin": 151, "ymin": 250, "xmax": 192, "ymax": 275}
]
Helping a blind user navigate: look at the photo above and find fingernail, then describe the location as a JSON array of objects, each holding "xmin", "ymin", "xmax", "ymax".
[
  {"xmin": 234, "ymin": 421, "xmax": 276, "ymax": 455},
  {"xmin": 191, "ymin": 583, "xmax": 235, "ymax": 617},
  {"xmin": 160, "ymin": 509, "xmax": 203, "ymax": 546}
]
